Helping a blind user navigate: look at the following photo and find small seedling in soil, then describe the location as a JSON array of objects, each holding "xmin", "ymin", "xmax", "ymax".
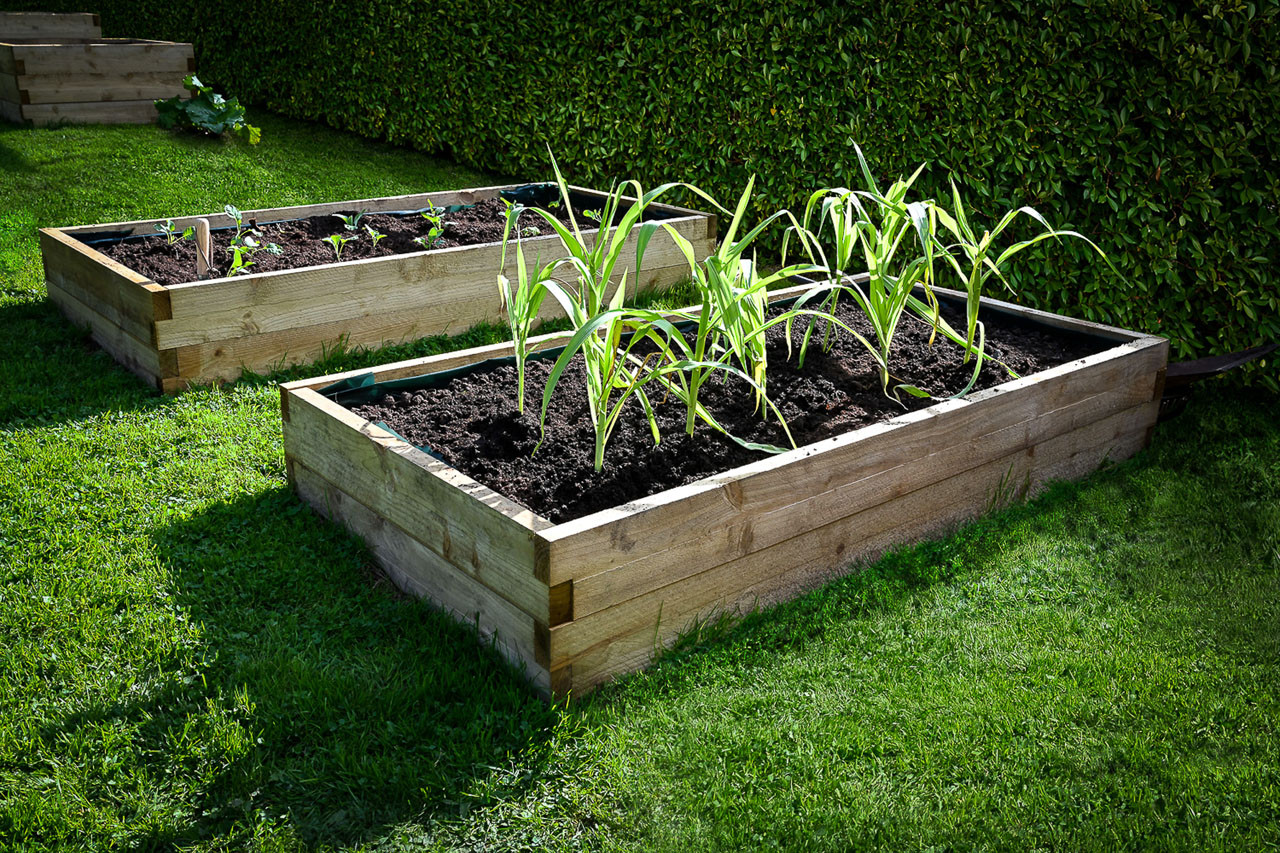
[
  {"xmin": 322, "ymin": 233, "xmax": 356, "ymax": 261},
  {"xmin": 227, "ymin": 245, "xmax": 254, "ymax": 276},
  {"xmin": 520, "ymin": 226, "xmax": 541, "ymax": 238},
  {"xmin": 154, "ymin": 219, "xmax": 194, "ymax": 246},
  {"xmin": 333, "ymin": 210, "xmax": 367, "ymax": 232},
  {"xmin": 364, "ymin": 224, "xmax": 387, "ymax": 248},
  {"xmin": 415, "ymin": 202, "xmax": 447, "ymax": 250},
  {"xmin": 224, "ymin": 204, "xmax": 251, "ymax": 245},
  {"xmin": 583, "ymin": 209, "xmax": 602, "ymax": 223}
]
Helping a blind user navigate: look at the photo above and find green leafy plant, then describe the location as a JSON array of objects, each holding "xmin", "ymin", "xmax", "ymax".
[
  {"xmin": 789, "ymin": 145, "xmax": 941, "ymax": 400},
  {"xmin": 497, "ymin": 209, "xmax": 553, "ymax": 413},
  {"xmin": 519, "ymin": 226, "xmax": 541, "ymax": 238},
  {"xmin": 155, "ymin": 75, "xmax": 260, "ymax": 144},
  {"xmin": 364, "ymin": 224, "xmax": 387, "ymax": 248},
  {"xmin": 322, "ymin": 233, "xmax": 355, "ymax": 261},
  {"xmin": 934, "ymin": 180, "xmax": 1115, "ymax": 364},
  {"xmin": 154, "ymin": 219, "xmax": 193, "ymax": 246},
  {"xmin": 333, "ymin": 211, "xmax": 367, "ymax": 232},
  {"xmin": 414, "ymin": 203, "xmax": 446, "ymax": 250}
]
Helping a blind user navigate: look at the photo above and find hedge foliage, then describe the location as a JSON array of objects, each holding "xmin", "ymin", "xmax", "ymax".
[{"xmin": 10, "ymin": 0, "xmax": 1279, "ymax": 385}]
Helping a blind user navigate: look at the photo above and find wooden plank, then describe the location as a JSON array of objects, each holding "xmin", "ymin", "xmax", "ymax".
[
  {"xmin": 167, "ymin": 261, "xmax": 692, "ymax": 386},
  {"xmin": 18, "ymin": 78, "xmax": 187, "ymax": 105},
  {"xmin": 290, "ymin": 459, "xmax": 549, "ymax": 696},
  {"xmin": 153, "ymin": 234, "xmax": 697, "ymax": 349},
  {"xmin": 565, "ymin": 357, "xmax": 1163, "ymax": 619},
  {"xmin": 0, "ymin": 13, "xmax": 101, "ymax": 39},
  {"xmin": 0, "ymin": 72, "xmax": 17, "ymax": 102},
  {"xmin": 0, "ymin": 46, "xmax": 15, "ymax": 76},
  {"xmin": 10, "ymin": 42, "xmax": 193, "ymax": 78},
  {"xmin": 46, "ymin": 280, "xmax": 162, "ymax": 389},
  {"xmin": 39, "ymin": 228, "xmax": 162, "ymax": 341},
  {"xmin": 552, "ymin": 405, "xmax": 1157, "ymax": 689},
  {"xmin": 543, "ymin": 336, "xmax": 1167, "ymax": 589},
  {"xmin": 21, "ymin": 99, "xmax": 160, "ymax": 125},
  {"xmin": 282, "ymin": 389, "xmax": 553, "ymax": 620}
]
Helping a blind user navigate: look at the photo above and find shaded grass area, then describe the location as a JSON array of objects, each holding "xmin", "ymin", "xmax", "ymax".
[{"xmin": 0, "ymin": 118, "xmax": 1277, "ymax": 850}]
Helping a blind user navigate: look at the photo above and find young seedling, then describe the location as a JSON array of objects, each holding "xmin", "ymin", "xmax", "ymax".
[
  {"xmin": 415, "ymin": 202, "xmax": 446, "ymax": 249},
  {"xmin": 333, "ymin": 210, "xmax": 367, "ymax": 232},
  {"xmin": 154, "ymin": 219, "xmax": 194, "ymax": 245},
  {"xmin": 227, "ymin": 245, "xmax": 254, "ymax": 276},
  {"xmin": 322, "ymin": 233, "xmax": 355, "ymax": 261},
  {"xmin": 364, "ymin": 224, "xmax": 387, "ymax": 249},
  {"xmin": 224, "ymin": 204, "xmax": 249, "ymax": 245},
  {"xmin": 519, "ymin": 226, "xmax": 541, "ymax": 238}
]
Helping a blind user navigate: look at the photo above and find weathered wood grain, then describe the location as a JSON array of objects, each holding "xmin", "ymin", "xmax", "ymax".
[
  {"xmin": 551, "ymin": 404, "xmax": 1157, "ymax": 692},
  {"xmin": 283, "ymin": 389, "xmax": 552, "ymax": 621}
]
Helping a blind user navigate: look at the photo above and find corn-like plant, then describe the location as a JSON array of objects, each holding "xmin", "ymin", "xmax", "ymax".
[
  {"xmin": 526, "ymin": 150, "xmax": 683, "ymax": 320},
  {"xmin": 498, "ymin": 204, "xmax": 554, "ymax": 413},
  {"xmin": 789, "ymin": 145, "xmax": 940, "ymax": 400},
  {"xmin": 934, "ymin": 180, "xmax": 1115, "ymax": 363}
]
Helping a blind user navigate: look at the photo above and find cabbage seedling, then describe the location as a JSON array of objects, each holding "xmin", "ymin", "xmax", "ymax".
[
  {"xmin": 154, "ymin": 219, "xmax": 193, "ymax": 245},
  {"xmin": 322, "ymin": 233, "xmax": 355, "ymax": 261},
  {"xmin": 364, "ymin": 225, "xmax": 387, "ymax": 249},
  {"xmin": 333, "ymin": 210, "xmax": 367, "ymax": 232}
]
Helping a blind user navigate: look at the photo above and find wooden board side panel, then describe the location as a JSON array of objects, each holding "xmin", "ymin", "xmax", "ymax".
[
  {"xmin": 21, "ymin": 99, "xmax": 160, "ymax": 125},
  {"xmin": 155, "ymin": 217, "xmax": 707, "ymax": 347},
  {"xmin": 18, "ymin": 78, "xmax": 188, "ymax": 104},
  {"xmin": 291, "ymin": 460, "xmax": 549, "ymax": 696},
  {"xmin": 165, "ymin": 261, "xmax": 693, "ymax": 386},
  {"xmin": 0, "ymin": 12, "xmax": 101, "ymax": 39},
  {"xmin": 547, "ymin": 338, "xmax": 1167, "ymax": 588},
  {"xmin": 566, "ymin": 364, "xmax": 1163, "ymax": 620},
  {"xmin": 46, "ymin": 280, "xmax": 162, "ymax": 388},
  {"xmin": 554, "ymin": 404, "xmax": 1156, "ymax": 693},
  {"xmin": 282, "ymin": 389, "xmax": 552, "ymax": 621},
  {"xmin": 11, "ymin": 43, "xmax": 193, "ymax": 77},
  {"xmin": 40, "ymin": 228, "xmax": 161, "ymax": 339}
]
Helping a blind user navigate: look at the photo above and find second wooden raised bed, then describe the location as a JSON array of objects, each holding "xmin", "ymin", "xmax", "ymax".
[
  {"xmin": 278, "ymin": 283, "xmax": 1169, "ymax": 699},
  {"xmin": 40, "ymin": 185, "xmax": 716, "ymax": 391}
]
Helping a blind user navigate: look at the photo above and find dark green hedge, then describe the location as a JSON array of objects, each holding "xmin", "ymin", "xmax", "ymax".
[{"xmin": 11, "ymin": 0, "xmax": 1279, "ymax": 385}]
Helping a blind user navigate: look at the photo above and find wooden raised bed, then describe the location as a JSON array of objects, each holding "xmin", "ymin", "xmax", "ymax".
[
  {"xmin": 0, "ymin": 31, "xmax": 194, "ymax": 126},
  {"xmin": 0, "ymin": 12, "xmax": 102, "ymax": 39},
  {"xmin": 278, "ymin": 282, "xmax": 1170, "ymax": 699},
  {"xmin": 39, "ymin": 185, "xmax": 716, "ymax": 392}
]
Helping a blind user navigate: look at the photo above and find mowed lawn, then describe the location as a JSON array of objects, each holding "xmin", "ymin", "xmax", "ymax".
[{"xmin": 0, "ymin": 116, "xmax": 1276, "ymax": 852}]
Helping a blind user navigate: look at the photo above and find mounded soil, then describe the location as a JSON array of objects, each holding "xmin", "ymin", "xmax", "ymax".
[
  {"xmin": 348, "ymin": 300, "xmax": 1106, "ymax": 523},
  {"xmin": 94, "ymin": 199, "xmax": 595, "ymax": 286}
]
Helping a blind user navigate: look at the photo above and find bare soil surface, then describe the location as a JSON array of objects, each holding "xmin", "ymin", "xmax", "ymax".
[
  {"xmin": 348, "ymin": 300, "xmax": 1106, "ymax": 523},
  {"xmin": 94, "ymin": 199, "xmax": 598, "ymax": 285}
]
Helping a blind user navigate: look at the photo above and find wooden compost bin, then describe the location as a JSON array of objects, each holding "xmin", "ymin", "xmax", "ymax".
[
  {"xmin": 39, "ymin": 185, "xmax": 716, "ymax": 392},
  {"xmin": 278, "ymin": 282, "xmax": 1170, "ymax": 699},
  {"xmin": 0, "ymin": 15, "xmax": 194, "ymax": 126}
]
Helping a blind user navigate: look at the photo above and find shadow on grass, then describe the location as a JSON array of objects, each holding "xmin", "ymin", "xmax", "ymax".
[
  {"xmin": 124, "ymin": 485, "xmax": 563, "ymax": 848},
  {"xmin": 0, "ymin": 297, "xmax": 171, "ymax": 428},
  {"xmin": 586, "ymin": 385, "xmax": 1280, "ymax": 705}
]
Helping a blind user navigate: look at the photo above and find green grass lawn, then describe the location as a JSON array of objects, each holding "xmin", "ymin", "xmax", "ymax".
[{"xmin": 0, "ymin": 115, "xmax": 1277, "ymax": 852}]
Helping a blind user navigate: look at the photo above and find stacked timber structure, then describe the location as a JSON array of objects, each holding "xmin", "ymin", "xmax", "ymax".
[
  {"xmin": 39, "ymin": 185, "xmax": 717, "ymax": 391},
  {"xmin": 278, "ymin": 283, "xmax": 1170, "ymax": 699},
  {"xmin": 0, "ymin": 12, "xmax": 193, "ymax": 126}
]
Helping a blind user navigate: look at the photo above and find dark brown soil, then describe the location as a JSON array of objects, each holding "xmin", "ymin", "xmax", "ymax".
[
  {"xmin": 92, "ymin": 198, "xmax": 600, "ymax": 286},
  {"xmin": 347, "ymin": 300, "xmax": 1106, "ymax": 523}
]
